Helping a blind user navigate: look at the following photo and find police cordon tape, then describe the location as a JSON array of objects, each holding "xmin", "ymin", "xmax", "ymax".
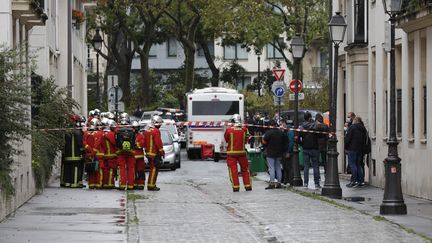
[{"xmin": 35, "ymin": 121, "xmax": 335, "ymax": 136}]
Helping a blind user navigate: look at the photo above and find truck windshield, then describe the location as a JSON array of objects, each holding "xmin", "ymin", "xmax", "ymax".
[{"xmin": 192, "ymin": 101, "xmax": 239, "ymax": 115}]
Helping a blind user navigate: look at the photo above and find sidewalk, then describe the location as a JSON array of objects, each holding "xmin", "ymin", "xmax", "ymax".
[
  {"xmin": 0, "ymin": 182, "xmax": 126, "ymax": 243},
  {"xmin": 255, "ymin": 171, "xmax": 432, "ymax": 240}
]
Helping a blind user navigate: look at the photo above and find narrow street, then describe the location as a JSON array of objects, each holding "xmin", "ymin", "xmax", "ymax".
[
  {"xmin": 126, "ymin": 151, "xmax": 426, "ymax": 243},
  {"xmin": 0, "ymin": 150, "xmax": 428, "ymax": 243}
]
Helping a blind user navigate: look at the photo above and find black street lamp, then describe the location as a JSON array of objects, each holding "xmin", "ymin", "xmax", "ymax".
[
  {"xmin": 290, "ymin": 35, "xmax": 305, "ymax": 187},
  {"xmin": 92, "ymin": 29, "xmax": 103, "ymax": 109},
  {"xmin": 321, "ymin": 12, "xmax": 346, "ymax": 199},
  {"xmin": 380, "ymin": 0, "xmax": 407, "ymax": 215},
  {"xmin": 256, "ymin": 49, "xmax": 262, "ymax": 96}
]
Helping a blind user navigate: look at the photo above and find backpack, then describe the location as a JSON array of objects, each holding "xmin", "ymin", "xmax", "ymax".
[
  {"xmin": 116, "ymin": 128, "xmax": 136, "ymax": 152},
  {"xmin": 362, "ymin": 131, "xmax": 371, "ymax": 155}
]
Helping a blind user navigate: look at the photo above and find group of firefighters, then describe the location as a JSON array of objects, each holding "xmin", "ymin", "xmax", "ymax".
[
  {"xmin": 61, "ymin": 109, "xmax": 252, "ymax": 193},
  {"xmin": 60, "ymin": 109, "xmax": 165, "ymax": 191}
]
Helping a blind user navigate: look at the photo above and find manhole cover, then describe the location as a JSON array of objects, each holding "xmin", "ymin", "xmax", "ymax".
[{"xmin": 344, "ymin": 196, "xmax": 365, "ymax": 202}]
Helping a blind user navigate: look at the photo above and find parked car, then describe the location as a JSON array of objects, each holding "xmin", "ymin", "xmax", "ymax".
[{"xmin": 158, "ymin": 128, "xmax": 177, "ymax": 171}]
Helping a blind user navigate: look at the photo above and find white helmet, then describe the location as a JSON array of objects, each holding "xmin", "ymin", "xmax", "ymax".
[
  {"xmin": 107, "ymin": 112, "xmax": 115, "ymax": 120},
  {"xmin": 231, "ymin": 114, "xmax": 241, "ymax": 126},
  {"xmin": 120, "ymin": 112, "xmax": 129, "ymax": 120},
  {"xmin": 101, "ymin": 117, "xmax": 110, "ymax": 126},
  {"xmin": 89, "ymin": 118, "xmax": 101, "ymax": 130},
  {"xmin": 119, "ymin": 119, "xmax": 129, "ymax": 126},
  {"xmin": 132, "ymin": 120, "xmax": 139, "ymax": 129},
  {"xmin": 107, "ymin": 119, "xmax": 117, "ymax": 130},
  {"xmin": 89, "ymin": 110, "xmax": 95, "ymax": 117},
  {"xmin": 151, "ymin": 115, "xmax": 163, "ymax": 125},
  {"xmin": 93, "ymin": 109, "xmax": 101, "ymax": 116}
]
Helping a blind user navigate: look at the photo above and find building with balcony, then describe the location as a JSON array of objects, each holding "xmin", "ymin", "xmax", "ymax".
[
  {"xmin": 0, "ymin": 0, "xmax": 47, "ymax": 221},
  {"xmin": 333, "ymin": 0, "xmax": 432, "ymax": 200}
]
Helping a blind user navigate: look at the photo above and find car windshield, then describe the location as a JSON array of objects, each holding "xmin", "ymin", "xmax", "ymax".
[
  {"xmin": 161, "ymin": 123, "xmax": 178, "ymax": 135},
  {"xmin": 160, "ymin": 130, "xmax": 173, "ymax": 145}
]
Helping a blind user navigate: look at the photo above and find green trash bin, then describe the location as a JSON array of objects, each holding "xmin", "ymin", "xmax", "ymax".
[{"xmin": 247, "ymin": 150, "xmax": 267, "ymax": 173}]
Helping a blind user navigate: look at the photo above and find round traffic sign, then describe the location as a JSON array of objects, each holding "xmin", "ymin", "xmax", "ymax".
[
  {"xmin": 274, "ymin": 87, "xmax": 285, "ymax": 97},
  {"xmin": 108, "ymin": 86, "xmax": 123, "ymax": 100},
  {"xmin": 289, "ymin": 80, "xmax": 303, "ymax": 92}
]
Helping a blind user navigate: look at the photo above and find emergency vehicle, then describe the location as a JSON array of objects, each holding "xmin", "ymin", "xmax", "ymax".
[{"xmin": 186, "ymin": 87, "xmax": 244, "ymax": 161}]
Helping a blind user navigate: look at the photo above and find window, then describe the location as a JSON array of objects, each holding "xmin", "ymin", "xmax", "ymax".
[
  {"xmin": 354, "ymin": 0, "xmax": 365, "ymax": 42},
  {"xmin": 424, "ymin": 86, "xmax": 427, "ymax": 136},
  {"xmin": 149, "ymin": 44, "xmax": 157, "ymax": 58},
  {"xmin": 167, "ymin": 38, "xmax": 177, "ymax": 57},
  {"xmin": 192, "ymin": 101, "xmax": 239, "ymax": 115},
  {"xmin": 197, "ymin": 41, "xmax": 214, "ymax": 57},
  {"xmin": 224, "ymin": 44, "xmax": 248, "ymax": 60},
  {"xmin": 371, "ymin": 50, "xmax": 376, "ymax": 135},
  {"xmin": 373, "ymin": 92, "xmax": 376, "ymax": 134},
  {"xmin": 266, "ymin": 39, "xmax": 284, "ymax": 59},
  {"xmin": 385, "ymin": 90, "xmax": 388, "ymax": 137}
]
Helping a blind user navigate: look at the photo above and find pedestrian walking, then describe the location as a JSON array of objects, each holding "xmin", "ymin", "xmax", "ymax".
[
  {"xmin": 262, "ymin": 120, "xmax": 288, "ymax": 189},
  {"xmin": 143, "ymin": 115, "xmax": 165, "ymax": 191},
  {"xmin": 345, "ymin": 116, "xmax": 368, "ymax": 188},
  {"xmin": 224, "ymin": 114, "xmax": 252, "ymax": 192},
  {"xmin": 300, "ymin": 112, "xmax": 321, "ymax": 189}
]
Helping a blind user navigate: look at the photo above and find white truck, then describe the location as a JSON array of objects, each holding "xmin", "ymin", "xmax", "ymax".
[{"xmin": 186, "ymin": 87, "xmax": 244, "ymax": 161}]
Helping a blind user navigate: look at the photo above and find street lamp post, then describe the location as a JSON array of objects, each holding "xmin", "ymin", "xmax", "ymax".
[
  {"xmin": 290, "ymin": 36, "xmax": 305, "ymax": 187},
  {"xmin": 380, "ymin": 0, "xmax": 407, "ymax": 215},
  {"xmin": 321, "ymin": 12, "xmax": 346, "ymax": 199},
  {"xmin": 256, "ymin": 50, "xmax": 262, "ymax": 96},
  {"xmin": 92, "ymin": 29, "xmax": 103, "ymax": 109}
]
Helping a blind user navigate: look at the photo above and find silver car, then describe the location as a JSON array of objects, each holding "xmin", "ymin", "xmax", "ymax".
[
  {"xmin": 161, "ymin": 120, "xmax": 181, "ymax": 169},
  {"xmin": 159, "ymin": 128, "xmax": 177, "ymax": 171}
]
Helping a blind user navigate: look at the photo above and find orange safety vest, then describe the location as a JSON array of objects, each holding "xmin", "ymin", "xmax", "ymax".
[{"xmin": 224, "ymin": 126, "xmax": 249, "ymax": 156}]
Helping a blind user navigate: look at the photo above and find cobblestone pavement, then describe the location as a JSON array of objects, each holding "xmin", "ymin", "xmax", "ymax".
[
  {"xmin": 0, "ymin": 185, "xmax": 126, "ymax": 243},
  {"xmin": 127, "ymin": 154, "xmax": 427, "ymax": 243}
]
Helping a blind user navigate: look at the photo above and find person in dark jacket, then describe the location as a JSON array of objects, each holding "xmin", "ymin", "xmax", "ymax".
[
  {"xmin": 280, "ymin": 119, "xmax": 295, "ymax": 185},
  {"xmin": 315, "ymin": 114, "xmax": 329, "ymax": 174},
  {"xmin": 300, "ymin": 112, "xmax": 321, "ymax": 189},
  {"xmin": 344, "ymin": 116, "xmax": 367, "ymax": 187},
  {"xmin": 262, "ymin": 120, "xmax": 288, "ymax": 189}
]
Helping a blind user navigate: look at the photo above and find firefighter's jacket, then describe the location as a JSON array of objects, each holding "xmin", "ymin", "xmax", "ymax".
[
  {"xmin": 63, "ymin": 129, "xmax": 83, "ymax": 162},
  {"xmin": 135, "ymin": 132, "xmax": 145, "ymax": 160},
  {"xmin": 83, "ymin": 130, "xmax": 104, "ymax": 159},
  {"xmin": 102, "ymin": 130, "xmax": 117, "ymax": 159},
  {"xmin": 224, "ymin": 126, "xmax": 249, "ymax": 156},
  {"xmin": 143, "ymin": 128, "xmax": 164, "ymax": 158}
]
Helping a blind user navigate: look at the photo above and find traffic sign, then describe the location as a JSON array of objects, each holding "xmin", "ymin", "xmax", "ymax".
[
  {"xmin": 108, "ymin": 101, "xmax": 125, "ymax": 112},
  {"xmin": 272, "ymin": 69, "xmax": 285, "ymax": 81},
  {"xmin": 108, "ymin": 86, "xmax": 123, "ymax": 101},
  {"xmin": 274, "ymin": 87, "xmax": 285, "ymax": 97},
  {"xmin": 289, "ymin": 79, "xmax": 303, "ymax": 92},
  {"xmin": 289, "ymin": 92, "xmax": 305, "ymax": 101},
  {"xmin": 272, "ymin": 81, "xmax": 286, "ymax": 97}
]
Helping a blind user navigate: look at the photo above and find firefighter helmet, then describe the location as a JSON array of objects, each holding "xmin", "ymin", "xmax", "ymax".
[
  {"xmin": 89, "ymin": 118, "xmax": 101, "ymax": 130},
  {"xmin": 93, "ymin": 109, "xmax": 101, "ymax": 116},
  {"xmin": 107, "ymin": 112, "xmax": 115, "ymax": 120},
  {"xmin": 230, "ymin": 114, "xmax": 241, "ymax": 126}
]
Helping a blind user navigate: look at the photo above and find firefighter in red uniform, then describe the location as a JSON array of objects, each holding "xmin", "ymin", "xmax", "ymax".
[
  {"xmin": 83, "ymin": 118, "xmax": 103, "ymax": 189},
  {"xmin": 116, "ymin": 116, "xmax": 136, "ymax": 190},
  {"xmin": 86, "ymin": 110, "xmax": 94, "ymax": 127},
  {"xmin": 101, "ymin": 119, "xmax": 117, "ymax": 189},
  {"xmin": 134, "ymin": 123, "xmax": 146, "ymax": 190},
  {"xmin": 144, "ymin": 115, "xmax": 165, "ymax": 191},
  {"xmin": 224, "ymin": 114, "xmax": 252, "ymax": 192}
]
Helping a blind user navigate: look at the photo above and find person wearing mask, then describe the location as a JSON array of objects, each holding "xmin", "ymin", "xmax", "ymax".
[
  {"xmin": 300, "ymin": 112, "xmax": 321, "ymax": 189},
  {"xmin": 262, "ymin": 120, "xmax": 288, "ymax": 189},
  {"xmin": 345, "ymin": 116, "xmax": 368, "ymax": 188}
]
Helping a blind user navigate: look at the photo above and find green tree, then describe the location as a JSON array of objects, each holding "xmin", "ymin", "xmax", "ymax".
[
  {"xmin": 163, "ymin": 0, "xmax": 204, "ymax": 93},
  {"xmin": 87, "ymin": 0, "xmax": 136, "ymax": 108},
  {"xmin": 32, "ymin": 78, "xmax": 79, "ymax": 191},
  {"xmin": 0, "ymin": 45, "xmax": 32, "ymax": 197},
  {"xmin": 220, "ymin": 61, "xmax": 246, "ymax": 88}
]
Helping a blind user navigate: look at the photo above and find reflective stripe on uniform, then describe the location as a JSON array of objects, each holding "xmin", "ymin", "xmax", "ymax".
[
  {"xmin": 64, "ymin": 156, "xmax": 82, "ymax": 161},
  {"xmin": 135, "ymin": 155, "xmax": 144, "ymax": 159}
]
